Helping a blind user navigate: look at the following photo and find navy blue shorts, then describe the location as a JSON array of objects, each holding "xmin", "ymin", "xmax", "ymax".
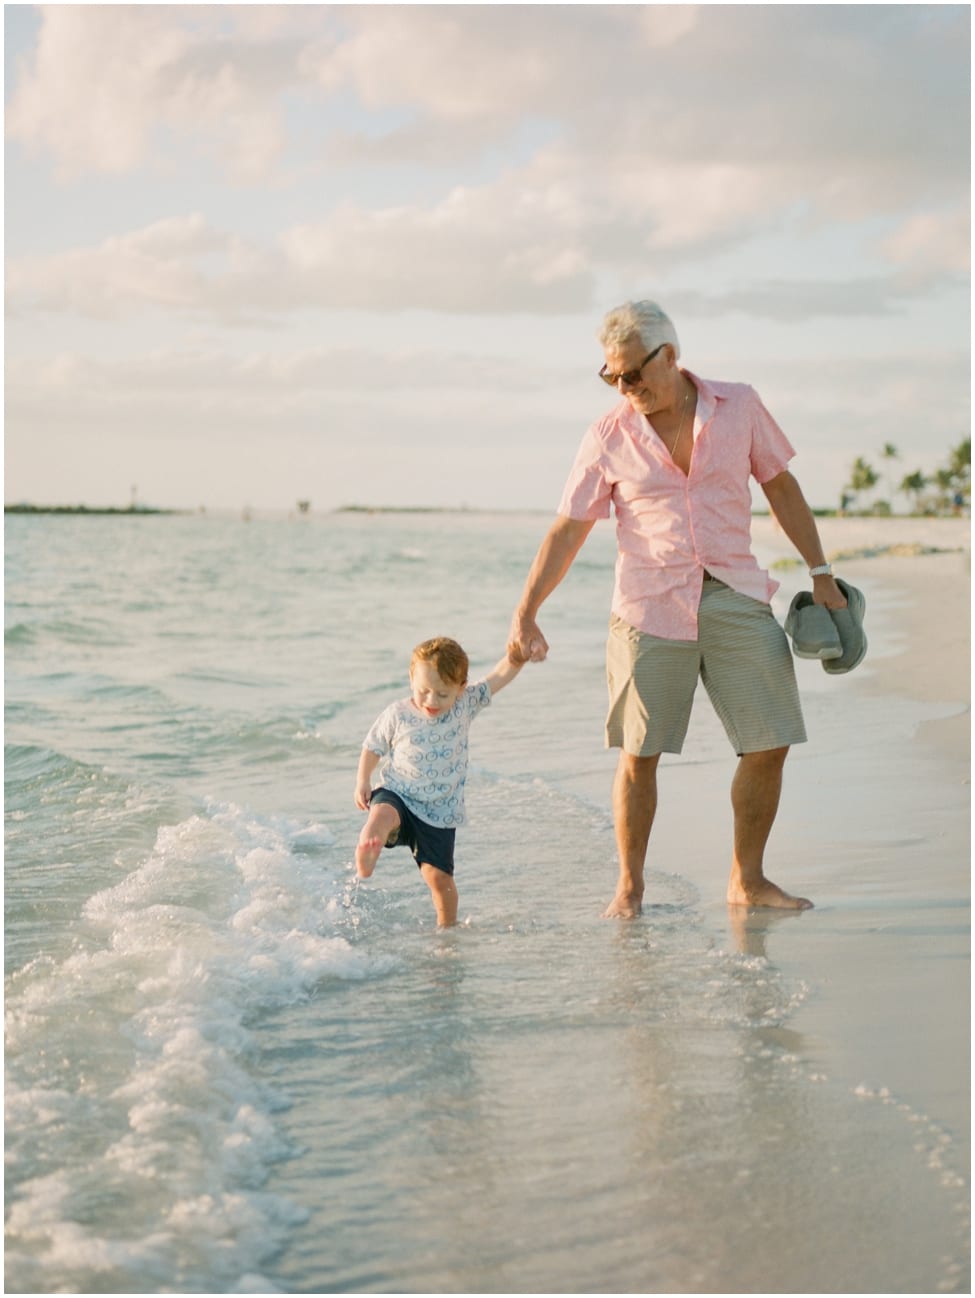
[{"xmin": 369, "ymin": 788, "xmax": 456, "ymax": 876}]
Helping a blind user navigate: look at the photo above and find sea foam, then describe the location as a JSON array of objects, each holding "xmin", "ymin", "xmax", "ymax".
[{"xmin": 5, "ymin": 798, "xmax": 389, "ymax": 1293}]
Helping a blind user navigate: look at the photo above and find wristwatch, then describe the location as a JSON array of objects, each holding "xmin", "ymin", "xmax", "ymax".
[{"xmin": 809, "ymin": 563, "xmax": 833, "ymax": 577}]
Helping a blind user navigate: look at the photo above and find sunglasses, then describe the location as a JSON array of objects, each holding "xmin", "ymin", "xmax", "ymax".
[{"xmin": 599, "ymin": 342, "xmax": 667, "ymax": 388}]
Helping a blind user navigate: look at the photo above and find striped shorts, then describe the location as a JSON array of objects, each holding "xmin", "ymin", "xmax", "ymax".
[{"xmin": 605, "ymin": 579, "xmax": 807, "ymax": 757}]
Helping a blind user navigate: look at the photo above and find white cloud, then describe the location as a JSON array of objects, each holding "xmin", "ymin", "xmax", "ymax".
[
  {"xmin": 4, "ymin": 5, "xmax": 969, "ymax": 513},
  {"xmin": 880, "ymin": 208, "xmax": 971, "ymax": 278},
  {"xmin": 6, "ymin": 5, "xmax": 301, "ymax": 179},
  {"xmin": 6, "ymin": 337, "xmax": 967, "ymax": 513}
]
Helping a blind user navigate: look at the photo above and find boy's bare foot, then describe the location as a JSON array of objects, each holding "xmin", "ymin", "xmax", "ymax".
[
  {"xmin": 355, "ymin": 836, "xmax": 383, "ymax": 878},
  {"xmin": 603, "ymin": 890, "xmax": 643, "ymax": 919},
  {"xmin": 727, "ymin": 875, "xmax": 813, "ymax": 910}
]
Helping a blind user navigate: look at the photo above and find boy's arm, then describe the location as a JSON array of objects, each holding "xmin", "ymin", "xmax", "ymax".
[
  {"xmin": 484, "ymin": 652, "xmax": 526, "ymax": 698},
  {"xmin": 355, "ymin": 747, "xmax": 381, "ymax": 810}
]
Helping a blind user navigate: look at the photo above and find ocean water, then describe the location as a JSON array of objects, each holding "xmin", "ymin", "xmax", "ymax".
[{"xmin": 5, "ymin": 511, "xmax": 969, "ymax": 1294}]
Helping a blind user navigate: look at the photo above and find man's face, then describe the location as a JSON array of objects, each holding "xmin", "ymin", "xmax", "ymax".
[{"xmin": 602, "ymin": 338, "xmax": 673, "ymax": 418}]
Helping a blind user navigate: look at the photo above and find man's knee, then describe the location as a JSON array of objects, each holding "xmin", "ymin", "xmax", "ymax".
[
  {"xmin": 742, "ymin": 747, "xmax": 789, "ymax": 763},
  {"xmin": 739, "ymin": 746, "xmax": 789, "ymax": 771},
  {"xmin": 618, "ymin": 750, "xmax": 661, "ymax": 779}
]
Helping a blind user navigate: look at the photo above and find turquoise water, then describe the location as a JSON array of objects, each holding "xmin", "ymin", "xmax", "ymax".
[{"xmin": 5, "ymin": 512, "xmax": 968, "ymax": 1293}]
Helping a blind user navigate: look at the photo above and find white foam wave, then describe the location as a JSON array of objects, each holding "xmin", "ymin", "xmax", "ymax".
[{"xmin": 5, "ymin": 799, "xmax": 393, "ymax": 1293}]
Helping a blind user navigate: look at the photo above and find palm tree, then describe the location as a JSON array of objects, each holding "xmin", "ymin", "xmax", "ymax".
[
  {"xmin": 847, "ymin": 456, "xmax": 879, "ymax": 512},
  {"xmin": 899, "ymin": 470, "xmax": 927, "ymax": 514},
  {"xmin": 933, "ymin": 468, "xmax": 956, "ymax": 513},
  {"xmin": 947, "ymin": 437, "xmax": 970, "ymax": 507},
  {"xmin": 880, "ymin": 442, "xmax": 899, "ymax": 510}
]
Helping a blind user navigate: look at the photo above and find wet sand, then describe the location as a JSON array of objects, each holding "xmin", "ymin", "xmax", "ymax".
[
  {"xmin": 642, "ymin": 519, "xmax": 970, "ymax": 1251},
  {"xmin": 546, "ymin": 515, "xmax": 971, "ymax": 1290}
]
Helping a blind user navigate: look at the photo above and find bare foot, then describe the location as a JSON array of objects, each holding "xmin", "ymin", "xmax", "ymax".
[
  {"xmin": 602, "ymin": 890, "xmax": 643, "ymax": 919},
  {"xmin": 727, "ymin": 875, "xmax": 813, "ymax": 910},
  {"xmin": 355, "ymin": 836, "xmax": 383, "ymax": 878}
]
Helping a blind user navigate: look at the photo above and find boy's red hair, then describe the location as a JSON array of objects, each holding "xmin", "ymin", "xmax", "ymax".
[{"xmin": 410, "ymin": 637, "xmax": 469, "ymax": 687}]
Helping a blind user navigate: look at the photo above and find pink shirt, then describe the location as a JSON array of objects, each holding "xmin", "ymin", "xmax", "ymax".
[{"xmin": 558, "ymin": 372, "xmax": 795, "ymax": 640}]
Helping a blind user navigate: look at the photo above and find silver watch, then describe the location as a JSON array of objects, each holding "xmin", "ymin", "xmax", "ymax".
[{"xmin": 809, "ymin": 563, "xmax": 833, "ymax": 577}]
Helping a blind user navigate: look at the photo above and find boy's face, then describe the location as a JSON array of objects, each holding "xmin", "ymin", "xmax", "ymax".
[{"xmin": 410, "ymin": 661, "xmax": 464, "ymax": 718}]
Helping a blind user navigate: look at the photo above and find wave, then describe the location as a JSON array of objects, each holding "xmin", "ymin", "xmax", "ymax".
[
  {"xmin": 4, "ymin": 622, "xmax": 37, "ymax": 646},
  {"xmin": 4, "ymin": 800, "xmax": 393, "ymax": 1294}
]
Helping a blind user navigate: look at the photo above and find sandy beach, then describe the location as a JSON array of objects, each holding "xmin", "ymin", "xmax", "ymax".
[
  {"xmin": 791, "ymin": 519, "xmax": 970, "ymax": 1171},
  {"xmin": 633, "ymin": 515, "xmax": 971, "ymax": 1223}
]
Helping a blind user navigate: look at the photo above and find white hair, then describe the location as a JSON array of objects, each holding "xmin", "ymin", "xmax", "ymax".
[{"xmin": 598, "ymin": 300, "xmax": 680, "ymax": 359}]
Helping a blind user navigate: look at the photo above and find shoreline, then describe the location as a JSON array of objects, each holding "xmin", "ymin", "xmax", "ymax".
[
  {"xmin": 691, "ymin": 529, "xmax": 969, "ymax": 1168},
  {"xmin": 547, "ymin": 516, "xmax": 970, "ymax": 1183}
]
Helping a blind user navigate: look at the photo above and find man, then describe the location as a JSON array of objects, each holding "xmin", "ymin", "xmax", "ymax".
[{"xmin": 507, "ymin": 299, "xmax": 846, "ymax": 917}]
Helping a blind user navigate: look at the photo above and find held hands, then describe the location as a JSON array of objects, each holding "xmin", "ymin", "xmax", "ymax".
[{"xmin": 507, "ymin": 611, "xmax": 549, "ymax": 664}]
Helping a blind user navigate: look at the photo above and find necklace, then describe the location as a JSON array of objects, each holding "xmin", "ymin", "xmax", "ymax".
[{"xmin": 668, "ymin": 382, "xmax": 690, "ymax": 457}]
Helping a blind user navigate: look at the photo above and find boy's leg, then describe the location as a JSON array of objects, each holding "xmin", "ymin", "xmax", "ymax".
[
  {"xmin": 420, "ymin": 863, "xmax": 458, "ymax": 927},
  {"xmin": 356, "ymin": 802, "xmax": 401, "ymax": 878}
]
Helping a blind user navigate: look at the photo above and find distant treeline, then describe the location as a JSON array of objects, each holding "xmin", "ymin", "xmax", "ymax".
[{"xmin": 5, "ymin": 504, "xmax": 177, "ymax": 516}]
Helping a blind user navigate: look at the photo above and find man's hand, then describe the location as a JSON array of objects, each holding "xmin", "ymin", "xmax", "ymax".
[
  {"xmin": 508, "ymin": 611, "xmax": 549, "ymax": 663},
  {"xmin": 811, "ymin": 574, "xmax": 847, "ymax": 609}
]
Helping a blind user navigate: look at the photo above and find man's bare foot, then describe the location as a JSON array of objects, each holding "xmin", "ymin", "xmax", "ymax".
[
  {"xmin": 603, "ymin": 890, "xmax": 643, "ymax": 919},
  {"xmin": 727, "ymin": 875, "xmax": 813, "ymax": 910},
  {"xmin": 355, "ymin": 837, "xmax": 383, "ymax": 878}
]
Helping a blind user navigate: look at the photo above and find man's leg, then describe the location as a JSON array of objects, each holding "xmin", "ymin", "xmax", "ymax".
[
  {"xmin": 726, "ymin": 746, "xmax": 812, "ymax": 909},
  {"xmin": 604, "ymin": 751, "xmax": 661, "ymax": 918}
]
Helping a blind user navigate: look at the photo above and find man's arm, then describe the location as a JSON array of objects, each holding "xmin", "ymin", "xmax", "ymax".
[
  {"xmin": 508, "ymin": 515, "xmax": 596, "ymax": 661},
  {"xmin": 761, "ymin": 471, "xmax": 847, "ymax": 608}
]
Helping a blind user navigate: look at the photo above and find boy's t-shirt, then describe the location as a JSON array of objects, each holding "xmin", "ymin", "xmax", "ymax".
[{"xmin": 363, "ymin": 680, "xmax": 492, "ymax": 828}]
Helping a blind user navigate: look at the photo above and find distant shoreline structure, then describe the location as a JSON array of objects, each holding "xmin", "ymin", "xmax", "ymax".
[
  {"xmin": 5, "ymin": 503, "xmax": 181, "ymax": 516},
  {"xmin": 6, "ymin": 502, "xmax": 967, "ymax": 521},
  {"xmin": 336, "ymin": 504, "xmax": 501, "ymax": 515}
]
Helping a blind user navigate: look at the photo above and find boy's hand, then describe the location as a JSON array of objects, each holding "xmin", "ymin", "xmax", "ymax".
[{"xmin": 354, "ymin": 783, "xmax": 372, "ymax": 811}]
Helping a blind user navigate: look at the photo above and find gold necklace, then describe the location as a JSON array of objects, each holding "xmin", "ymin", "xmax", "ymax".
[{"xmin": 669, "ymin": 383, "xmax": 690, "ymax": 457}]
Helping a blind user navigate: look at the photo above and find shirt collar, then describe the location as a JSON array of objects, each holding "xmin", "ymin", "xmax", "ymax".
[
  {"xmin": 615, "ymin": 369, "xmax": 725, "ymax": 438},
  {"xmin": 683, "ymin": 370, "xmax": 723, "ymax": 429}
]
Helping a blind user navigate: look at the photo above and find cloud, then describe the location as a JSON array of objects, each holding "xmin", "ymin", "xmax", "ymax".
[
  {"xmin": 4, "ymin": 8, "xmax": 970, "ymax": 329},
  {"xmin": 9, "ymin": 6, "xmax": 968, "ymax": 204},
  {"xmin": 6, "ymin": 181, "xmax": 598, "ymax": 319},
  {"xmin": 7, "ymin": 337, "xmax": 967, "ymax": 513},
  {"xmin": 671, "ymin": 266, "xmax": 967, "ymax": 324},
  {"xmin": 6, "ymin": 5, "xmax": 302, "ymax": 180},
  {"xmin": 880, "ymin": 208, "xmax": 971, "ymax": 279},
  {"xmin": 6, "ymin": 215, "xmax": 245, "ymax": 319},
  {"xmin": 8, "ymin": 189, "xmax": 963, "ymax": 324},
  {"xmin": 5, "ymin": 343, "xmax": 580, "ymax": 400}
]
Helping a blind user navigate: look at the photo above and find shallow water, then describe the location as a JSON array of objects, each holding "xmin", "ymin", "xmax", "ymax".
[{"xmin": 5, "ymin": 512, "xmax": 969, "ymax": 1293}]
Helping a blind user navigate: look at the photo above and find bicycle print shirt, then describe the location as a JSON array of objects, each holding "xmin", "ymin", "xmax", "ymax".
[{"xmin": 362, "ymin": 680, "xmax": 492, "ymax": 828}]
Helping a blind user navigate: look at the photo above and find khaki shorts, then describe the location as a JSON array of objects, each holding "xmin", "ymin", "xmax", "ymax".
[{"xmin": 606, "ymin": 580, "xmax": 807, "ymax": 756}]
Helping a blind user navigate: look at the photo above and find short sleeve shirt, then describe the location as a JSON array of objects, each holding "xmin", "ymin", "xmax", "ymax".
[
  {"xmin": 363, "ymin": 681, "xmax": 492, "ymax": 827},
  {"xmin": 557, "ymin": 372, "xmax": 795, "ymax": 639}
]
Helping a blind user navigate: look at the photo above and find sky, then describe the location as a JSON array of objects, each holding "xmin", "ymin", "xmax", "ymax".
[{"xmin": 4, "ymin": 3, "xmax": 970, "ymax": 513}]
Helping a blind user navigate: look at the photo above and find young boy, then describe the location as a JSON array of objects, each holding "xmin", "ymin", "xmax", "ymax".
[{"xmin": 354, "ymin": 636, "xmax": 525, "ymax": 927}]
